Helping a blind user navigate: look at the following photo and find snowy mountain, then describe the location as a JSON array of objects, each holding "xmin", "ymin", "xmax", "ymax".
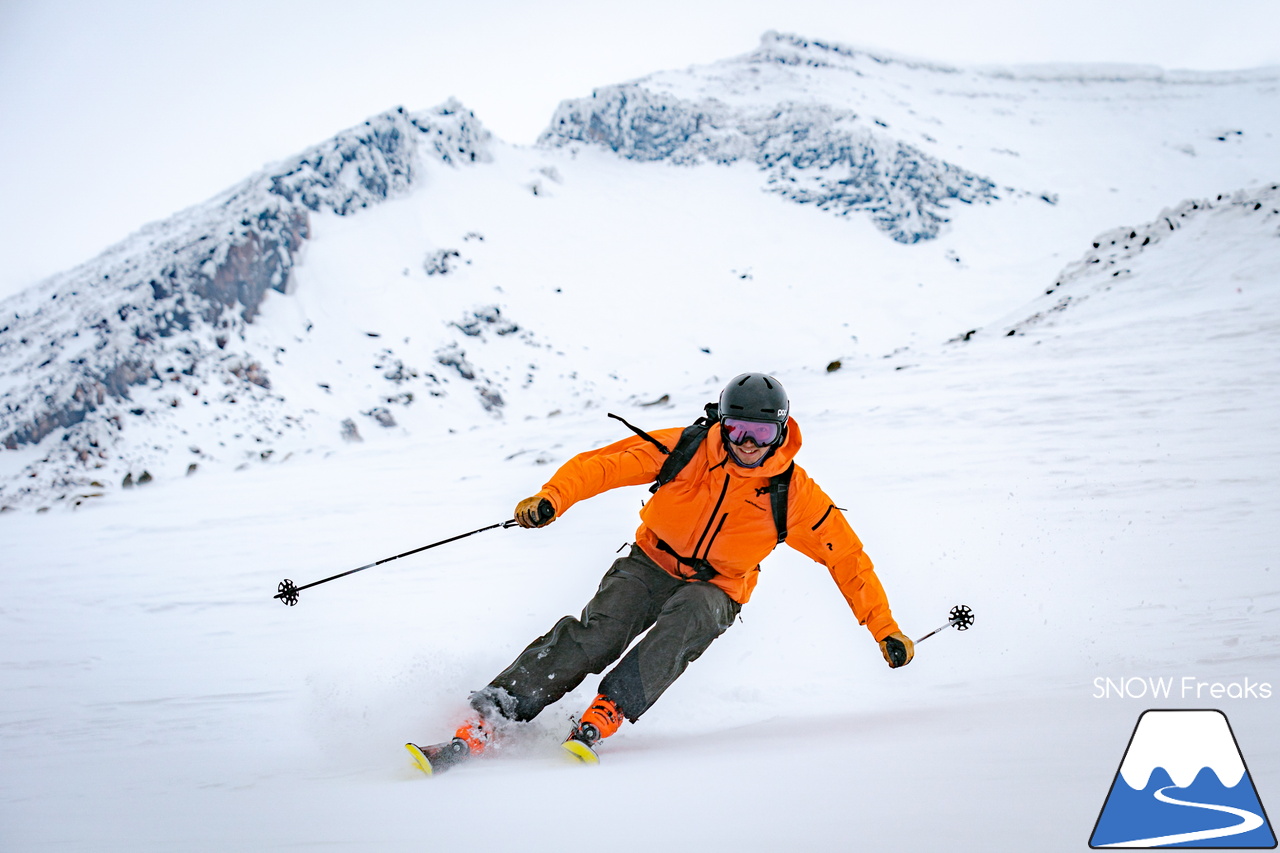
[
  {"xmin": 968, "ymin": 183, "xmax": 1280, "ymax": 340},
  {"xmin": 0, "ymin": 100, "xmax": 491, "ymax": 509},
  {"xmin": 3, "ymin": 32, "xmax": 1279, "ymax": 853},
  {"xmin": 539, "ymin": 60, "xmax": 1004, "ymax": 243},
  {"xmin": 2, "ymin": 32, "xmax": 1277, "ymax": 512}
]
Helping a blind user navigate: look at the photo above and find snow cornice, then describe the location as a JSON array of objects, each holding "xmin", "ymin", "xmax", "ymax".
[{"xmin": 754, "ymin": 29, "xmax": 1280, "ymax": 85}]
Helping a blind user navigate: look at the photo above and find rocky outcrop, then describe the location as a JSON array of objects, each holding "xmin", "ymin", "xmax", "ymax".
[
  {"xmin": 538, "ymin": 46, "xmax": 1000, "ymax": 244},
  {"xmin": 951, "ymin": 184, "xmax": 1280, "ymax": 341},
  {"xmin": 0, "ymin": 100, "xmax": 492, "ymax": 506}
]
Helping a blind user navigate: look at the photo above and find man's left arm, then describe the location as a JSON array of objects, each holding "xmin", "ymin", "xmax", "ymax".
[{"xmin": 786, "ymin": 471, "xmax": 914, "ymax": 667}]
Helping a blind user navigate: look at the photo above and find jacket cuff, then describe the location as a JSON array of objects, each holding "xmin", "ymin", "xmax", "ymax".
[{"xmin": 870, "ymin": 617, "xmax": 901, "ymax": 644}]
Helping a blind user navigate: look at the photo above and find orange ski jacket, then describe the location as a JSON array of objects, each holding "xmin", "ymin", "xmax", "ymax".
[{"xmin": 533, "ymin": 418, "xmax": 900, "ymax": 642}]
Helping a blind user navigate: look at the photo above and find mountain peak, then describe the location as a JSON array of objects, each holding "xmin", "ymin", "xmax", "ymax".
[
  {"xmin": 537, "ymin": 44, "xmax": 1004, "ymax": 244},
  {"xmin": 752, "ymin": 30, "xmax": 962, "ymax": 74}
]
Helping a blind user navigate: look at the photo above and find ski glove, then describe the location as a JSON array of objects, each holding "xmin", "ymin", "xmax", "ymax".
[
  {"xmin": 879, "ymin": 631, "xmax": 915, "ymax": 668},
  {"xmin": 514, "ymin": 496, "xmax": 556, "ymax": 528}
]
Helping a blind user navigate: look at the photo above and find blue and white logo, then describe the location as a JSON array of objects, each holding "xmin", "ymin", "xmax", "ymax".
[{"xmin": 1091, "ymin": 710, "xmax": 1276, "ymax": 848}]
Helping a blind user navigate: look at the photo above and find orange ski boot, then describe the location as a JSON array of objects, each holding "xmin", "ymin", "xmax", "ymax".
[
  {"xmin": 406, "ymin": 712, "xmax": 500, "ymax": 776},
  {"xmin": 562, "ymin": 694, "xmax": 624, "ymax": 764}
]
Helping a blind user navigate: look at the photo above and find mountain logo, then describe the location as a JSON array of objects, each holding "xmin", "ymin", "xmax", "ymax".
[{"xmin": 1090, "ymin": 709, "xmax": 1276, "ymax": 848}]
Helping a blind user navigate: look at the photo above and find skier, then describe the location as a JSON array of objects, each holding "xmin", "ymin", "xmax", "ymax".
[{"xmin": 408, "ymin": 372, "xmax": 914, "ymax": 773}]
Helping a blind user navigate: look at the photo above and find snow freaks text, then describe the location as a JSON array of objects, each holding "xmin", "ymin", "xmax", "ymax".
[{"xmin": 1093, "ymin": 676, "xmax": 1273, "ymax": 700}]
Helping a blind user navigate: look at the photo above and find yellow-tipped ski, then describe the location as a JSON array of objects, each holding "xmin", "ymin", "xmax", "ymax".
[
  {"xmin": 405, "ymin": 742, "xmax": 435, "ymax": 776},
  {"xmin": 561, "ymin": 738, "xmax": 599, "ymax": 764}
]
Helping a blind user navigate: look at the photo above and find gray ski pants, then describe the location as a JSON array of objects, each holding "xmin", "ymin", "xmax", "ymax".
[{"xmin": 486, "ymin": 544, "xmax": 741, "ymax": 723}]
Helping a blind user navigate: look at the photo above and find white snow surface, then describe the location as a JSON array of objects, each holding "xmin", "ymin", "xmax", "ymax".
[{"xmin": 2, "ymin": 34, "xmax": 1279, "ymax": 851}]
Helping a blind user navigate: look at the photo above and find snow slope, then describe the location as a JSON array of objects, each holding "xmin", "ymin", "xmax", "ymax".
[{"xmin": 1, "ymin": 33, "xmax": 1278, "ymax": 852}]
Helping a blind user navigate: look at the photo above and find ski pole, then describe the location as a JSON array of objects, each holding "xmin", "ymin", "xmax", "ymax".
[
  {"xmin": 915, "ymin": 604, "xmax": 975, "ymax": 643},
  {"xmin": 273, "ymin": 503, "xmax": 553, "ymax": 606}
]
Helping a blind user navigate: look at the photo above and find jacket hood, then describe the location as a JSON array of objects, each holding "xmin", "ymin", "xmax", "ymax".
[{"xmin": 708, "ymin": 417, "xmax": 802, "ymax": 478}]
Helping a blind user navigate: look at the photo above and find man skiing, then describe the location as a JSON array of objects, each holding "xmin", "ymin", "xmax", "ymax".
[{"xmin": 407, "ymin": 372, "xmax": 914, "ymax": 773}]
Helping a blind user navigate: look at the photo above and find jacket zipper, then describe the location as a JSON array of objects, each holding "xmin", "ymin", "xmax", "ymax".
[
  {"xmin": 692, "ymin": 474, "xmax": 731, "ymax": 560},
  {"xmin": 810, "ymin": 503, "xmax": 847, "ymax": 531},
  {"xmin": 701, "ymin": 512, "xmax": 729, "ymax": 561}
]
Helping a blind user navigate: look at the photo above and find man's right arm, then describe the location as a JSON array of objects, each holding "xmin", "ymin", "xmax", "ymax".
[{"xmin": 514, "ymin": 429, "xmax": 679, "ymax": 526}]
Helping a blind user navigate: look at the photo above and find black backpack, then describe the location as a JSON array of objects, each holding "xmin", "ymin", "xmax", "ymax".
[{"xmin": 607, "ymin": 404, "xmax": 793, "ymax": 545}]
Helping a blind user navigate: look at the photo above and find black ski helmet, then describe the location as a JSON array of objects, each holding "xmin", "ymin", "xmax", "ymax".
[{"xmin": 719, "ymin": 373, "xmax": 789, "ymax": 438}]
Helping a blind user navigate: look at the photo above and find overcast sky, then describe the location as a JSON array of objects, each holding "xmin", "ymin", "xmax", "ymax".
[{"xmin": 1, "ymin": 0, "xmax": 1277, "ymax": 299}]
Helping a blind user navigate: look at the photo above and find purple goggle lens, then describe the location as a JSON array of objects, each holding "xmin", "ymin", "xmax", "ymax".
[{"xmin": 722, "ymin": 418, "xmax": 781, "ymax": 447}]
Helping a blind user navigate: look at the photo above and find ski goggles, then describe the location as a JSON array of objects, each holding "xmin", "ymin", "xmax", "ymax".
[{"xmin": 721, "ymin": 417, "xmax": 783, "ymax": 447}]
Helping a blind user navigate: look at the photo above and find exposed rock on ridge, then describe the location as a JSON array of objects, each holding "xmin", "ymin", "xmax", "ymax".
[
  {"xmin": 951, "ymin": 183, "xmax": 1280, "ymax": 341},
  {"xmin": 538, "ymin": 34, "xmax": 1001, "ymax": 243},
  {"xmin": 0, "ymin": 100, "xmax": 490, "ymax": 507}
]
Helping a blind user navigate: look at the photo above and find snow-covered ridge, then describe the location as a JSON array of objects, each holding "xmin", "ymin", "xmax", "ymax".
[
  {"xmin": 268, "ymin": 99, "xmax": 491, "ymax": 214},
  {"xmin": 757, "ymin": 29, "xmax": 1280, "ymax": 84},
  {"xmin": 0, "ymin": 101, "xmax": 490, "ymax": 508},
  {"xmin": 961, "ymin": 183, "xmax": 1280, "ymax": 340},
  {"xmin": 538, "ymin": 76, "xmax": 1005, "ymax": 244},
  {"xmin": 750, "ymin": 30, "xmax": 964, "ymax": 74},
  {"xmin": 538, "ymin": 27, "xmax": 1279, "ymax": 243}
]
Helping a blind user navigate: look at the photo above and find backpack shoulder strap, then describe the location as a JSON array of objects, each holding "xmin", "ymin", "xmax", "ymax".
[
  {"xmin": 768, "ymin": 462, "xmax": 795, "ymax": 543},
  {"xmin": 607, "ymin": 404, "xmax": 719, "ymax": 494},
  {"xmin": 606, "ymin": 412, "xmax": 670, "ymax": 455},
  {"xmin": 651, "ymin": 402, "xmax": 719, "ymax": 494}
]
